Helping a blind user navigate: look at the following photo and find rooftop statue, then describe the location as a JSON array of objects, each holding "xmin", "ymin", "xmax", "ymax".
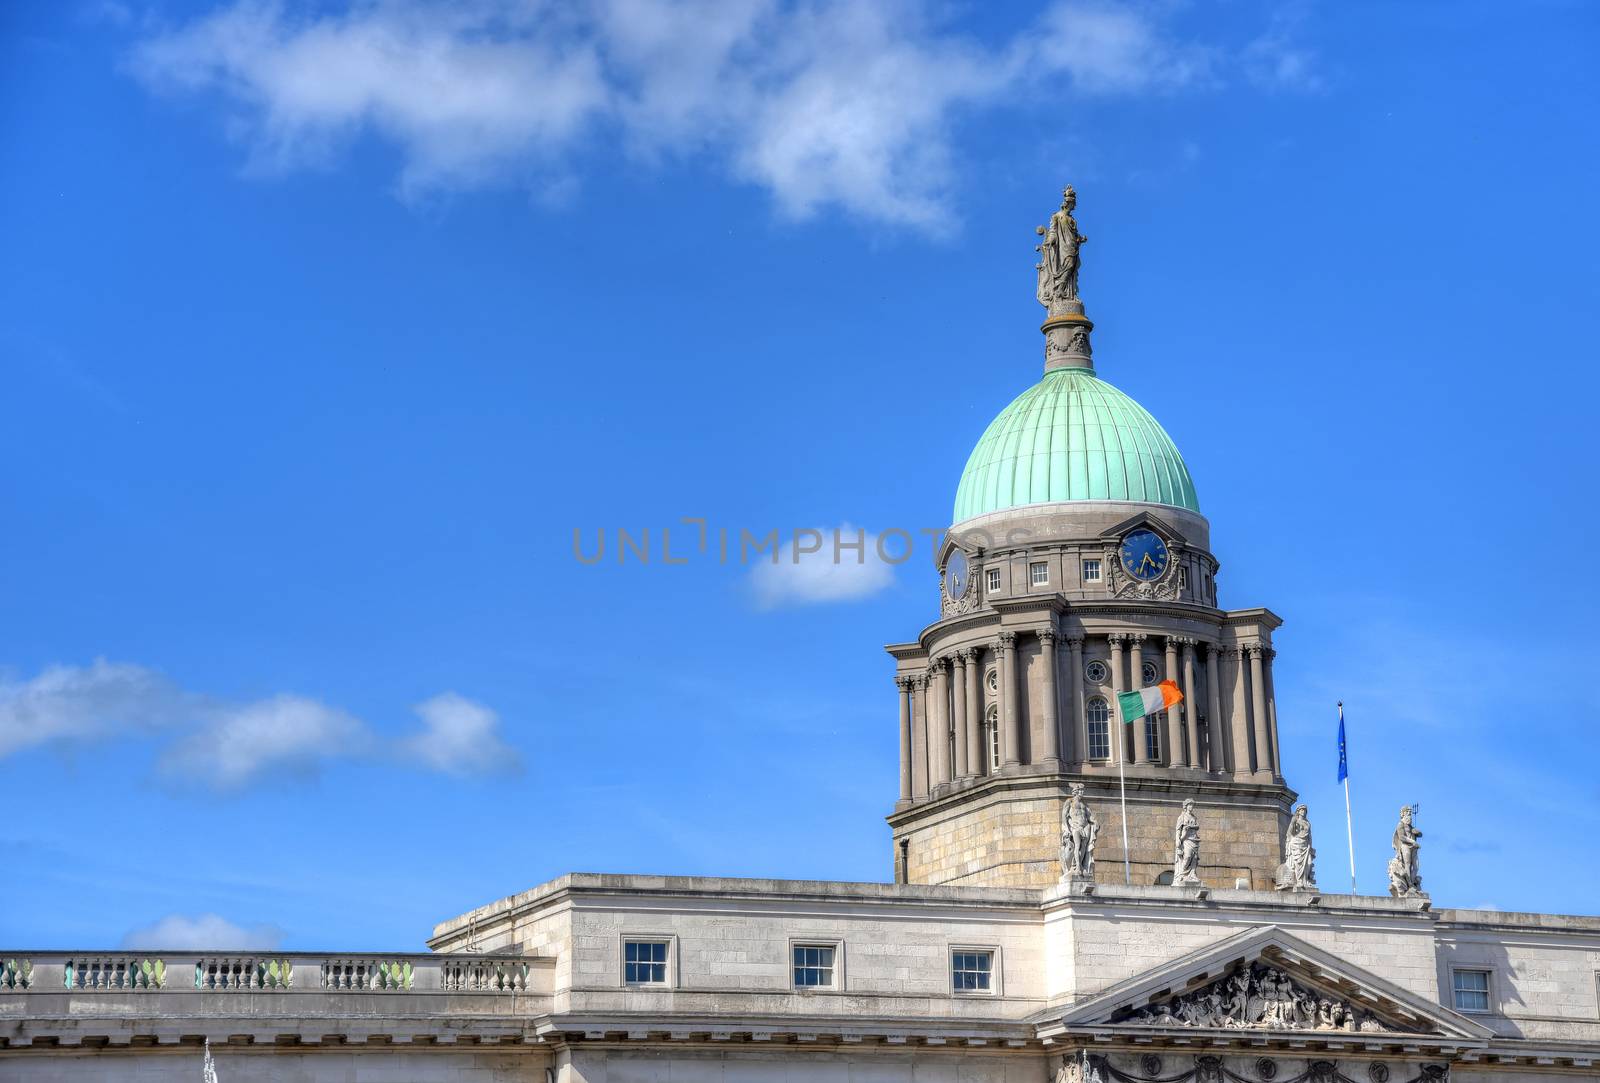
[
  {"xmin": 1173, "ymin": 798, "xmax": 1202, "ymax": 886},
  {"xmin": 1273, "ymin": 804, "xmax": 1317, "ymax": 891},
  {"xmin": 1388, "ymin": 805, "xmax": 1424, "ymax": 898},
  {"xmin": 1061, "ymin": 783, "xmax": 1099, "ymax": 881},
  {"xmin": 1036, "ymin": 185, "xmax": 1088, "ymax": 310}
]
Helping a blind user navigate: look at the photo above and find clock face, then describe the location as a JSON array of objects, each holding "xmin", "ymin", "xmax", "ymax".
[
  {"xmin": 945, "ymin": 550, "xmax": 970, "ymax": 600},
  {"xmin": 1119, "ymin": 529, "xmax": 1170, "ymax": 582}
]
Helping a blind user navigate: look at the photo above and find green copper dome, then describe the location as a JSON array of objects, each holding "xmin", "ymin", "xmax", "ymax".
[{"xmin": 953, "ymin": 367, "xmax": 1199, "ymax": 523}]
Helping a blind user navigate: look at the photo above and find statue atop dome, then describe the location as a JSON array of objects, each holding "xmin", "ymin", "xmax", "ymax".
[{"xmin": 1036, "ymin": 185, "xmax": 1088, "ymax": 311}]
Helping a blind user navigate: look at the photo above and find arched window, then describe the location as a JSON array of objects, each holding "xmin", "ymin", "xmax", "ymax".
[
  {"xmin": 1155, "ymin": 870, "xmax": 1174, "ymax": 886},
  {"xmin": 985, "ymin": 704, "xmax": 1001, "ymax": 771},
  {"xmin": 1086, "ymin": 697, "xmax": 1110, "ymax": 760},
  {"xmin": 1141, "ymin": 660, "xmax": 1159, "ymax": 686}
]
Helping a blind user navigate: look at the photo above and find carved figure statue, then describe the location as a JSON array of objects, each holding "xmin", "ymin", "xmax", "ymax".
[
  {"xmin": 1173, "ymin": 798, "xmax": 1202, "ymax": 886},
  {"xmin": 1061, "ymin": 783, "xmax": 1099, "ymax": 880},
  {"xmin": 1035, "ymin": 185, "xmax": 1087, "ymax": 309},
  {"xmin": 1121, "ymin": 964, "xmax": 1394, "ymax": 1033},
  {"xmin": 1273, "ymin": 804, "xmax": 1317, "ymax": 891},
  {"xmin": 1388, "ymin": 805, "xmax": 1424, "ymax": 898}
]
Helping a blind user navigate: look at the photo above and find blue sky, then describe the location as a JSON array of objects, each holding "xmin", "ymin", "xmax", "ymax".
[{"xmin": 2, "ymin": 0, "xmax": 1597, "ymax": 951}]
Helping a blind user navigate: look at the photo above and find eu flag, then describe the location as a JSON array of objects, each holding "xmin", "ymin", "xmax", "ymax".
[{"xmin": 1337, "ymin": 714, "xmax": 1349, "ymax": 782}]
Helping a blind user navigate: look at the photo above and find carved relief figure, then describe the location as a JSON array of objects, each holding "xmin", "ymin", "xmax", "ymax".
[
  {"xmin": 1173, "ymin": 798, "xmax": 1202, "ymax": 886},
  {"xmin": 1035, "ymin": 185, "xmax": 1087, "ymax": 308},
  {"xmin": 1120, "ymin": 964, "xmax": 1394, "ymax": 1033},
  {"xmin": 1388, "ymin": 805, "xmax": 1424, "ymax": 898},
  {"xmin": 1061, "ymin": 783, "xmax": 1099, "ymax": 880},
  {"xmin": 1274, "ymin": 805, "xmax": 1317, "ymax": 891}
]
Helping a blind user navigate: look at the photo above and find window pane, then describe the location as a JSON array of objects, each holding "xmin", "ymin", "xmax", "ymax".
[{"xmin": 1453, "ymin": 970, "xmax": 1490, "ymax": 1011}]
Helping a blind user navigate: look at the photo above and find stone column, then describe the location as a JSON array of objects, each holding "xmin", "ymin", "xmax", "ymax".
[
  {"xmin": 910, "ymin": 674, "xmax": 928, "ymax": 798},
  {"xmin": 961, "ymin": 649, "xmax": 981, "ymax": 778},
  {"xmin": 1038, "ymin": 628, "xmax": 1060, "ymax": 767},
  {"xmin": 1227, "ymin": 647, "xmax": 1252, "ymax": 779},
  {"xmin": 1128, "ymin": 634, "xmax": 1147, "ymax": 764},
  {"xmin": 1163, "ymin": 636, "xmax": 1181, "ymax": 766},
  {"xmin": 1180, "ymin": 638, "xmax": 1200, "ymax": 768},
  {"xmin": 929, "ymin": 658, "xmax": 951, "ymax": 789},
  {"xmin": 1108, "ymin": 634, "xmax": 1126, "ymax": 764},
  {"xmin": 999, "ymin": 632, "xmax": 1021, "ymax": 766},
  {"xmin": 1264, "ymin": 647, "xmax": 1281, "ymax": 779},
  {"xmin": 1067, "ymin": 635, "xmax": 1086, "ymax": 767},
  {"xmin": 951, "ymin": 652, "xmax": 969, "ymax": 781},
  {"xmin": 1206, "ymin": 645, "xmax": 1226, "ymax": 774},
  {"xmin": 895, "ymin": 676, "xmax": 913, "ymax": 802},
  {"xmin": 1248, "ymin": 645, "xmax": 1272, "ymax": 781}
]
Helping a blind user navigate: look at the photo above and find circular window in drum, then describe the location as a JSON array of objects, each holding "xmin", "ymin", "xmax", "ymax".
[
  {"xmin": 1085, "ymin": 660, "xmax": 1108, "ymax": 684},
  {"xmin": 985, "ymin": 668, "xmax": 999, "ymax": 693},
  {"xmin": 1141, "ymin": 661, "xmax": 1159, "ymax": 686}
]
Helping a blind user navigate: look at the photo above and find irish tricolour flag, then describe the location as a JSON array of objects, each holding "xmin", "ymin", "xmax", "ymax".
[{"xmin": 1117, "ymin": 680, "xmax": 1183, "ymax": 722}]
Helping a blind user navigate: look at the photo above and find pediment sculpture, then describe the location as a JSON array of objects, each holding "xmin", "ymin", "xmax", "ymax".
[{"xmin": 1113, "ymin": 964, "xmax": 1395, "ymax": 1032}]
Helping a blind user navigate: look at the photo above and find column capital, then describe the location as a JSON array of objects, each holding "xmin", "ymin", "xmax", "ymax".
[
  {"xmin": 1223, "ymin": 645, "xmax": 1244, "ymax": 659},
  {"xmin": 1172, "ymin": 635, "xmax": 1198, "ymax": 648},
  {"xmin": 911, "ymin": 674, "xmax": 928, "ymax": 690},
  {"xmin": 1244, "ymin": 643, "xmax": 1264, "ymax": 658},
  {"xmin": 929, "ymin": 656, "xmax": 950, "ymax": 674},
  {"xmin": 1126, "ymin": 632, "xmax": 1147, "ymax": 645},
  {"xmin": 1038, "ymin": 627, "xmax": 1058, "ymax": 644},
  {"xmin": 895, "ymin": 675, "xmax": 915, "ymax": 692},
  {"xmin": 1263, "ymin": 647, "xmax": 1277, "ymax": 662},
  {"xmin": 957, "ymin": 647, "xmax": 978, "ymax": 663},
  {"xmin": 1107, "ymin": 633, "xmax": 1127, "ymax": 646},
  {"xmin": 1065, "ymin": 634, "xmax": 1085, "ymax": 649},
  {"xmin": 998, "ymin": 631, "xmax": 1017, "ymax": 649}
]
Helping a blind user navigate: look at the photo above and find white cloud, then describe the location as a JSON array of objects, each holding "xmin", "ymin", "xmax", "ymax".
[
  {"xmin": 160, "ymin": 693, "xmax": 368, "ymax": 788},
  {"xmin": 748, "ymin": 524, "xmax": 897, "ymax": 608},
  {"xmin": 0, "ymin": 658, "xmax": 193, "ymax": 758},
  {"xmin": 399, "ymin": 691, "xmax": 521, "ymax": 775},
  {"xmin": 125, "ymin": 0, "xmax": 1285, "ymax": 227},
  {"xmin": 121, "ymin": 912, "xmax": 284, "ymax": 950},
  {"xmin": 0, "ymin": 659, "xmax": 520, "ymax": 789}
]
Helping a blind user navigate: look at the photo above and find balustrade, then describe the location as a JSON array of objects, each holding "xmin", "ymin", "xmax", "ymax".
[
  {"xmin": 440, "ymin": 958, "xmax": 530, "ymax": 992},
  {"xmin": 66, "ymin": 957, "xmax": 166, "ymax": 990},
  {"xmin": 195, "ymin": 956, "xmax": 291, "ymax": 990}
]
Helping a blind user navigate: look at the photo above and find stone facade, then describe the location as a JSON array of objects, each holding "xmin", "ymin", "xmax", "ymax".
[
  {"xmin": 895, "ymin": 771, "xmax": 1291, "ymax": 889},
  {"xmin": 7, "ymin": 877, "xmax": 1599, "ymax": 1080}
]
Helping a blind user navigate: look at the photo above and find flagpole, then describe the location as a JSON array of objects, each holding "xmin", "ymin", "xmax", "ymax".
[
  {"xmin": 1118, "ymin": 750, "xmax": 1131, "ymax": 886},
  {"xmin": 1340, "ymin": 701, "xmax": 1356, "ymax": 895}
]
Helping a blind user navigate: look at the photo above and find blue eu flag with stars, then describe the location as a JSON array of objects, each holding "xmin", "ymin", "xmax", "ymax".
[{"xmin": 1337, "ymin": 712, "xmax": 1349, "ymax": 783}]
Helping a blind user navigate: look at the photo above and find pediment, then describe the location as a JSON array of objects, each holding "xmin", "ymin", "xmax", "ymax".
[
  {"xmin": 1098, "ymin": 511, "xmax": 1188, "ymax": 547},
  {"xmin": 1043, "ymin": 926, "xmax": 1491, "ymax": 1044}
]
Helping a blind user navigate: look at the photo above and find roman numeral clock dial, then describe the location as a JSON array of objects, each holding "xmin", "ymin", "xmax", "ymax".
[{"xmin": 1119, "ymin": 529, "xmax": 1170, "ymax": 582}]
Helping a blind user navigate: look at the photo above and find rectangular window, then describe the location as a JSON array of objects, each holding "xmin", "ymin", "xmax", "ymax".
[
  {"xmin": 1179, "ymin": 567, "xmax": 1188, "ymax": 589},
  {"xmin": 1145, "ymin": 717, "xmax": 1162, "ymax": 762},
  {"xmin": 624, "ymin": 940, "xmax": 668, "ymax": 985},
  {"xmin": 1029, "ymin": 561, "xmax": 1048, "ymax": 586},
  {"xmin": 986, "ymin": 568, "xmax": 1002, "ymax": 593},
  {"xmin": 1082, "ymin": 559, "xmax": 1102, "ymax": 583},
  {"xmin": 793, "ymin": 944, "xmax": 836, "ymax": 989},
  {"xmin": 951, "ymin": 949, "xmax": 993, "ymax": 993},
  {"xmin": 1452, "ymin": 969, "xmax": 1491, "ymax": 1013}
]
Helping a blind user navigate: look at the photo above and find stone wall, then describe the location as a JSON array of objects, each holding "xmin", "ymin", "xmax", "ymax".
[{"xmin": 894, "ymin": 774, "xmax": 1291, "ymax": 890}]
